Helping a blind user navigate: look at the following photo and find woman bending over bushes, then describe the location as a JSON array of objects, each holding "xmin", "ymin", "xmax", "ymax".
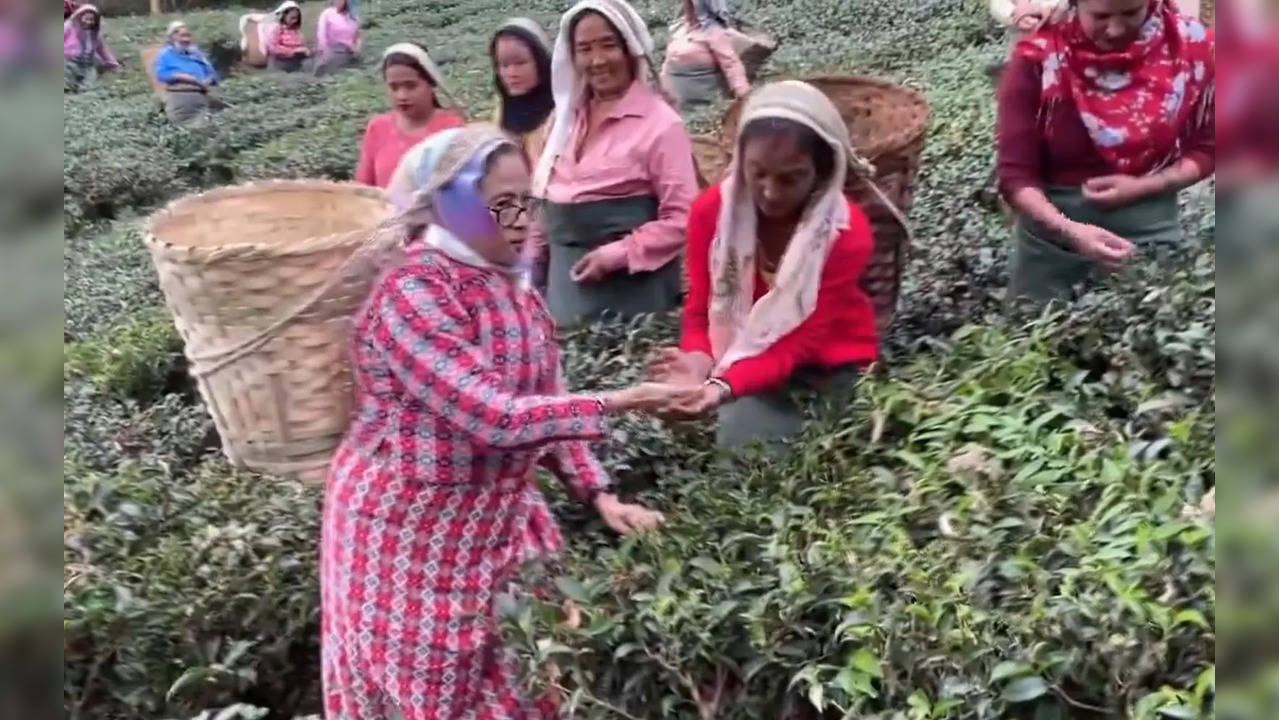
[
  {"xmin": 996, "ymin": 0, "xmax": 1214, "ymax": 304},
  {"xmin": 649, "ymin": 80, "xmax": 879, "ymax": 449}
]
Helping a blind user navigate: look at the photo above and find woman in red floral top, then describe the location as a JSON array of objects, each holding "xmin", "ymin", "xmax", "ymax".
[
  {"xmin": 649, "ymin": 81, "xmax": 879, "ymax": 449},
  {"xmin": 997, "ymin": 0, "xmax": 1214, "ymax": 304},
  {"xmin": 322, "ymin": 124, "xmax": 685, "ymax": 720}
]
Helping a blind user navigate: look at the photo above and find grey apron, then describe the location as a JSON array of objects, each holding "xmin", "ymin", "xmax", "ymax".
[
  {"xmin": 668, "ymin": 62, "xmax": 729, "ymax": 112},
  {"xmin": 542, "ymin": 195, "xmax": 682, "ymax": 327},
  {"xmin": 164, "ymin": 85, "xmax": 212, "ymax": 125},
  {"xmin": 314, "ymin": 44, "xmax": 358, "ymax": 76},
  {"xmin": 269, "ymin": 53, "xmax": 306, "ymax": 73},
  {"xmin": 1007, "ymin": 186, "xmax": 1181, "ymax": 305},
  {"xmin": 716, "ymin": 365, "xmax": 861, "ymax": 450}
]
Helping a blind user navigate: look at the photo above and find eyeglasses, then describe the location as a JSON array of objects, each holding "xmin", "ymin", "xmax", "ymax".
[{"xmin": 488, "ymin": 194, "xmax": 534, "ymax": 229}]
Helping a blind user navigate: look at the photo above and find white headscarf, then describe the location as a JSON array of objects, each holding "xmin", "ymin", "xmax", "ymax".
[
  {"xmin": 380, "ymin": 42, "xmax": 458, "ymax": 108},
  {"xmin": 708, "ymin": 81, "xmax": 876, "ymax": 374},
  {"xmin": 166, "ymin": 19, "xmax": 187, "ymax": 39},
  {"xmin": 273, "ymin": 0, "xmax": 301, "ymax": 20},
  {"xmin": 532, "ymin": 0, "xmax": 658, "ymax": 196}
]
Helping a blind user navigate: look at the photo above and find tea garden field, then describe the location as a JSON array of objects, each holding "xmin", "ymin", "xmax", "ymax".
[{"xmin": 62, "ymin": 0, "xmax": 1220, "ymax": 718}]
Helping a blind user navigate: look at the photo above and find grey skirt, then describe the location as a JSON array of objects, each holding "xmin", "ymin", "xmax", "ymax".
[
  {"xmin": 314, "ymin": 45, "xmax": 359, "ymax": 77},
  {"xmin": 164, "ymin": 87, "xmax": 212, "ymax": 125},
  {"xmin": 716, "ymin": 365, "xmax": 861, "ymax": 450},
  {"xmin": 542, "ymin": 195, "xmax": 681, "ymax": 327},
  {"xmin": 668, "ymin": 63, "xmax": 730, "ymax": 113},
  {"xmin": 1007, "ymin": 186, "xmax": 1182, "ymax": 305},
  {"xmin": 268, "ymin": 53, "xmax": 307, "ymax": 73}
]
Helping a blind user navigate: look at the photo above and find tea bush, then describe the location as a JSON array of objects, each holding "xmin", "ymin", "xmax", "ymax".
[{"xmin": 63, "ymin": 0, "xmax": 1218, "ymax": 717}]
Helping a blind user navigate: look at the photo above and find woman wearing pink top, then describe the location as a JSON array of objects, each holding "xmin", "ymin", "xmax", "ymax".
[
  {"xmin": 660, "ymin": 0, "xmax": 751, "ymax": 111},
  {"xmin": 63, "ymin": 5, "xmax": 118, "ymax": 89},
  {"xmin": 531, "ymin": 0, "xmax": 698, "ymax": 325},
  {"xmin": 266, "ymin": 0, "xmax": 310, "ymax": 73},
  {"xmin": 314, "ymin": 0, "xmax": 360, "ymax": 76},
  {"xmin": 355, "ymin": 43, "xmax": 465, "ymax": 189}
]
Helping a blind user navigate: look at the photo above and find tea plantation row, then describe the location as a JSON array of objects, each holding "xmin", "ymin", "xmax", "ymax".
[{"xmin": 63, "ymin": 0, "xmax": 1218, "ymax": 718}]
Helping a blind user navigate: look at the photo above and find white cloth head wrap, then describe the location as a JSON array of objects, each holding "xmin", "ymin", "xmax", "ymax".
[
  {"xmin": 273, "ymin": 0, "xmax": 301, "ymax": 19},
  {"xmin": 380, "ymin": 42, "xmax": 458, "ymax": 107},
  {"xmin": 531, "ymin": 0, "xmax": 658, "ymax": 196},
  {"xmin": 707, "ymin": 80, "xmax": 873, "ymax": 373}
]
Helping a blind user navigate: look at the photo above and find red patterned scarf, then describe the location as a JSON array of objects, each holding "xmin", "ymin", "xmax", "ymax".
[{"xmin": 1014, "ymin": 0, "xmax": 1214, "ymax": 175}]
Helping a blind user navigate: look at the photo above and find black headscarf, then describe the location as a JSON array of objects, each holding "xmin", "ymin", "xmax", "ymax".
[{"xmin": 490, "ymin": 23, "xmax": 555, "ymax": 135}]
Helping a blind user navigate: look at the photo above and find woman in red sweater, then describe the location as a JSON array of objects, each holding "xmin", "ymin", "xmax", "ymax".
[
  {"xmin": 649, "ymin": 81, "xmax": 878, "ymax": 448},
  {"xmin": 997, "ymin": 0, "xmax": 1214, "ymax": 304}
]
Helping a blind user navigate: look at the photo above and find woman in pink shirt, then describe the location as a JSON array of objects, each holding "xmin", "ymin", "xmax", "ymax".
[
  {"xmin": 356, "ymin": 43, "xmax": 465, "ymax": 190},
  {"xmin": 63, "ymin": 4, "xmax": 119, "ymax": 89},
  {"xmin": 660, "ymin": 0, "xmax": 751, "ymax": 111},
  {"xmin": 266, "ymin": 1, "xmax": 310, "ymax": 73},
  {"xmin": 531, "ymin": 0, "xmax": 698, "ymax": 325},
  {"xmin": 314, "ymin": 0, "xmax": 360, "ymax": 76}
]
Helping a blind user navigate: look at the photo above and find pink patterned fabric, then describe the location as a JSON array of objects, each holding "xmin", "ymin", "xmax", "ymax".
[
  {"xmin": 322, "ymin": 247, "xmax": 611, "ymax": 719},
  {"xmin": 267, "ymin": 24, "xmax": 306, "ymax": 56}
]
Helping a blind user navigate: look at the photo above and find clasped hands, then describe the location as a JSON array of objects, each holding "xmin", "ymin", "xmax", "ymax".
[{"xmin": 594, "ymin": 349, "xmax": 728, "ymax": 419}]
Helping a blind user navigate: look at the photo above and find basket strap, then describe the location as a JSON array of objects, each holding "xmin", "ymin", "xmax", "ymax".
[
  {"xmin": 185, "ymin": 217, "xmax": 404, "ymax": 379},
  {"xmin": 861, "ymin": 176, "xmax": 915, "ymax": 250}
]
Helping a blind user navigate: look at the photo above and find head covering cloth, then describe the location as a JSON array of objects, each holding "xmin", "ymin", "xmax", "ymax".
[
  {"xmin": 386, "ymin": 124, "xmax": 530, "ymax": 283},
  {"xmin": 1013, "ymin": 0, "xmax": 1215, "ymax": 176},
  {"xmin": 491, "ymin": 18, "xmax": 555, "ymax": 135},
  {"xmin": 380, "ymin": 42, "xmax": 462, "ymax": 109},
  {"xmin": 707, "ymin": 81, "xmax": 877, "ymax": 374},
  {"xmin": 273, "ymin": 0, "xmax": 302, "ymax": 23},
  {"xmin": 532, "ymin": 0, "xmax": 661, "ymax": 196}
]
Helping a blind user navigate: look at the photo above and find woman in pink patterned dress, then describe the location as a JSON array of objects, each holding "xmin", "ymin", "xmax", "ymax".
[{"xmin": 322, "ymin": 123, "xmax": 686, "ymax": 719}]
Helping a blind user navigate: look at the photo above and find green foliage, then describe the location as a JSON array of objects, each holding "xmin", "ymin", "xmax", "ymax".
[
  {"xmin": 64, "ymin": 309, "xmax": 185, "ymax": 401},
  {"xmin": 501, "ymin": 320, "xmax": 1215, "ymax": 720},
  {"xmin": 64, "ymin": 458, "xmax": 323, "ymax": 720}
]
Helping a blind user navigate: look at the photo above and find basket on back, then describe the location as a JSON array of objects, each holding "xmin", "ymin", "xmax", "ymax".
[
  {"xmin": 720, "ymin": 76, "xmax": 929, "ymax": 333},
  {"xmin": 144, "ymin": 181, "xmax": 395, "ymax": 479}
]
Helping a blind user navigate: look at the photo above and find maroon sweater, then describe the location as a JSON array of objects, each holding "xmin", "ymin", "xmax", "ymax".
[{"xmin": 996, "ymin": 54, "xmax": 1215, "ymax": 198}]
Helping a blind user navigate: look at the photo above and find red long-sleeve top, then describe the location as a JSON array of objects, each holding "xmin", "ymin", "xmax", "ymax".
[
  {"xmin": 679, "ymin": 184, "xmax": 879, "ymax": 397},
  {"xmin": 996, "ymin": 53, "xmax": 1215, "ymax": 197}
]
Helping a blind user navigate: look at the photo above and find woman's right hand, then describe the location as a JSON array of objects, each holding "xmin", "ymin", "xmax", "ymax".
[
  {"xmin": 598, "ymin": 382, "xmax": 702, "ymax": 413},
  {"xmin": 646, "ymin": 348, "xmax": 713, "ymax": 386},
  {"xmin": 1011, "ymin": 0, "xmax": 1044, "ymax": 31},
  {"xmin": 1066, "ymin": 222, "xmax": 1134, "ymax": 272}
]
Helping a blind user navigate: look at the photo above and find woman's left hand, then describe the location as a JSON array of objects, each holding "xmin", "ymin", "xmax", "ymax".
[
  {"xmin": 1082, "ymin": 174, "xmax": 1159, "ymax": 208},
  {"xmin": 570, "ymin": 248, "xmax": 614, "ymax": 283},
  {"xmin": 594, "ymin": 493, "xmax": 665, "ymax": 535}
]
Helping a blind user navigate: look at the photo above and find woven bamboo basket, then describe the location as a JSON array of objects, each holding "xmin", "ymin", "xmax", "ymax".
[
  {"xmin": 144, "ymin": 180, "xmax": 396, "ymax": 480},
  {"xmin": 692, "ymin": 133, "xmax": 730, "ymax": 190},
  {"xmin": 720, "ymin": 76, "xmax": 929, "ymax": 333}
]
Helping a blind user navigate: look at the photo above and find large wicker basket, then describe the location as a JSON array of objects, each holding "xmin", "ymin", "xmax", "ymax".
[
  {"xmin": 720, "ymin": 76, "xmax": 929, "ymax": 333},
  {"xmin": 692, "ymin": 133, "xmax": 730, "ymax": 190},
  {"xmin": 144, "ymin": 181, "xmax": 396, "ymax": 479}
]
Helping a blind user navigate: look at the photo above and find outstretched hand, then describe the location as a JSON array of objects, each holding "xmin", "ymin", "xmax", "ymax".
[
  {"xmin": 646, "ymin": 347, "xmax": 713, "ymax": 386},
  {"xmin": 598, "ymin": 382, "xmax": 703, "ymax": 414},
  {"xmin": 593, "ymin": 493, "xmax": 664, "ymax": 535}
]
